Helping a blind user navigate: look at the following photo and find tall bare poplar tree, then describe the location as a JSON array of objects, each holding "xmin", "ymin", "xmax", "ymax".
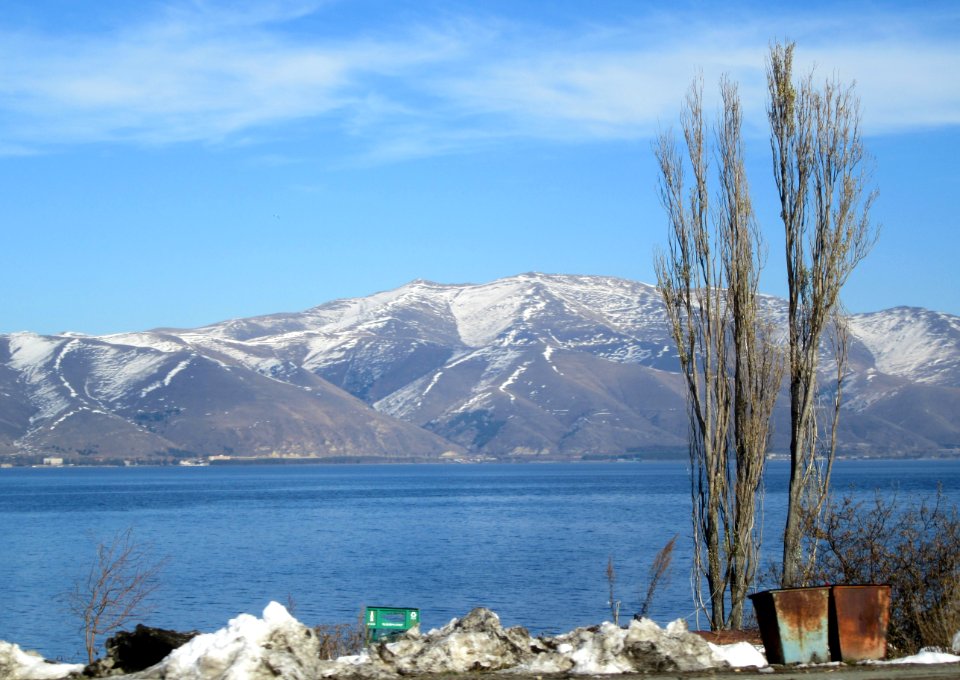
[
  {"xmin": 655, "ymin": 77, "xmax": 781, "ymax": 629},
  {"xmin": 656, "ymin": 76, "xmax": 730, "ymax": 630},
  {"xmin": 767, "ymin": 42, "xmax": 878, "ymax": 587},
  {"xmin": 718, "ymin": 78, "xmax": 784, "ymax": 626}
]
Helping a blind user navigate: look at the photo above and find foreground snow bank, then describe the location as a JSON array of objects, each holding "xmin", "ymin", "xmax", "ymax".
[
  {"xmin": 137, "ymin": 601, "xmax": 325, "ymax": 680},
  {"xmin": 1, "ymin": 604, "xmax": 764, "ymax": 680},
  {"xmin": 0, "ymin": 642, "xmax": 83, "ymax": 680},
  {"xmin": 364, "ymin": 609, "xmax": 735, "ymax": 676}
]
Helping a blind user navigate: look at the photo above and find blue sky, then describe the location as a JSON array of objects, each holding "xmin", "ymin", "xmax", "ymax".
[{"xmin": 1, "ymin": 0, "xmax": 958, "ymax": 335}]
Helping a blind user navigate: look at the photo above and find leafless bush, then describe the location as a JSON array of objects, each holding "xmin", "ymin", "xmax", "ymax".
[
  {"xmin": 67, "ymin": 529, "xmax": 167, "ymax": 664},
  {"xmin": 807, "ymin": 488, "xmax": 960, "ymax": 655},
  {"xmin": 314, "ymin": 618, "xmax": 366, "ymax": 659}
]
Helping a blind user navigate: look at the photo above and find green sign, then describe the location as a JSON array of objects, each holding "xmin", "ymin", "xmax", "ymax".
[{"xmin": 364, "ymin": 606, "xmax": 420, "ymax": 642}]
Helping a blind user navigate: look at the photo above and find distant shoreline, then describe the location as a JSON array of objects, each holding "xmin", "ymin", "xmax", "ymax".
[{"xmin": 3, "ymin": 452, "xmax": 959, "ymax": 469}]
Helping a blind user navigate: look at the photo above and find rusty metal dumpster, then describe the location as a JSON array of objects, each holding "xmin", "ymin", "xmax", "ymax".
[
  {"xmin": 829, "ymin": 584, "xmax": 891, "ymax": 662},
  {"xmin": 749, "ymin": 587, "xmax": 831, "ymax": 664}
]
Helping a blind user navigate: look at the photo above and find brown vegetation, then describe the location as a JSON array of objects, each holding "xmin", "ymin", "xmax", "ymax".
[
  {"xmin": 808, "ymin": 489, "xmax": 960, "ymax": 655},
  {"xmin": 314, "ymin": 619, "xmax": 367, "ymax": 660}
]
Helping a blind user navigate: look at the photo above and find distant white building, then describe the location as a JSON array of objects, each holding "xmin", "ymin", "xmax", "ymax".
[{"xmin": 42, "ymin": 457, "xmax": 64, "ymax": 466}]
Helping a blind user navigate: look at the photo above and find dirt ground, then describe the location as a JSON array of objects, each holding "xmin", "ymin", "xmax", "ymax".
[
  {"xmin": 703, "ymin": 663, "xmax": 960, "ymax": 679},
  {"xmin": 423, "ymin": 665, "xmax": 960, "ymax": 680},
  {"xmin": 701, "ymin": 666, "xmax": 956, "ymax": 679}
]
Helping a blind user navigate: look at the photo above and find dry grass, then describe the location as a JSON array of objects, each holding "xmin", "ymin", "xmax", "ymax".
[
  {"xmin": 639, "ymin": 535, "xmax": 677, "ymax": 619},
  {"xmin": 314, "ymin": 611, "xmax": 367, "ymax": 660}
]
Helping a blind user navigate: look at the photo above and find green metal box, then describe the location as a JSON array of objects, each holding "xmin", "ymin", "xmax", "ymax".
[{"xmin": 364, "ymin": 606, "xmax": 420, "ymax": 643}]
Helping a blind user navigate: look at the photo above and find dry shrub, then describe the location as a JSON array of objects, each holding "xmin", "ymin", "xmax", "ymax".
[
  {"xmin": 918, "ymin": 571, "xmax": 960, "ymax": 652},
  {"xmin": 808, "ymin": 488, "xmax": 960, "ymax": 655},
  {"xmin": 314, "ymin": 620, "xmax": 366, "ymax": 659}
]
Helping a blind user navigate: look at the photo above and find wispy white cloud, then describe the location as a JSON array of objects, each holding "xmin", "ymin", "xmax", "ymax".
[{"xmin": 0, "ymin": 1, "xmax": 956, "ymax": 159}]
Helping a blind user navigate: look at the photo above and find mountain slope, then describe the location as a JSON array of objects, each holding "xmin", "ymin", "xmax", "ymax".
[
  {"xmin": 2, "ymin": 273, "xmax": 958, "ymax": 463},
  {"xmin": 0, "ymin": 331, "xmax": 459, "ymax": 463}
]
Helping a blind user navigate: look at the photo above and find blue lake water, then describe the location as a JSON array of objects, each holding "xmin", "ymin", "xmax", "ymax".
[{"xmin": 2, "ymin": 459, "xmax": 959, "ymax": 662}]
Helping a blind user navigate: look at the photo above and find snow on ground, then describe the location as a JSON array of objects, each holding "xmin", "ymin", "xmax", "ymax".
[
  {"xmin": 875, "ymin": 649, "xmax": 960, "ymax": 665},
  {"xmin": 708, "ymin": 641, "xmax": 768, "ymax": 668},
  {"xmin": 1, "ymin": 601, "xmax": 780, "ymax": 680},
  {"xmin": 2, "ymin": 605, "xmax": 770, "ymax": 679},
  {"xmin": 0, "ymin": 641, "xmax": 83, "ymax": 679}
]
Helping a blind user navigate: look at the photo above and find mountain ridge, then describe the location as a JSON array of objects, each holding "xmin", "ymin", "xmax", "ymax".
[{"xmin": 2, "ymin": 273, "xmax": 958, "ymax": 464}]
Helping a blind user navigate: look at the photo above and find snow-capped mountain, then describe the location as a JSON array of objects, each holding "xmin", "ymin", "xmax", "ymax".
[{"xmin": 1, "ymin": 273, "xmax": 958, "ymax": 463}]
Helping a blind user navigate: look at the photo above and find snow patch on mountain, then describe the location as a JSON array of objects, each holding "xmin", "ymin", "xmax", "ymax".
[
  {"xmin": 101, "ymin": 332, "xmax": 187, "ymax": 354},
  {"xmin": 423, "ymin": 370, "xmax": 443, "ymax": 396},
  {"xmin": 451, "ymin": 279, "xmax": 529, "ymax": 347},
  {"xmin": 500, "ymin": 362, "xmax": 532, "ymax": 402},
  {"xmin": 141, "ymin": 358, "xmax": 193, "ymax": 398},
  {"xmin": 53, "ymin": 340, "xmax": 80, "ymax": 399},
  {"xmin": 849, "ymin": 307, "xmax": 960, "ymax": 384},
  {"xmin": 84, "ymin": 346, "xmax": 172, "ymax": 403},
  {"xmin": 7, "ymin": 333, "xmax": 63, "ymax": 374}
]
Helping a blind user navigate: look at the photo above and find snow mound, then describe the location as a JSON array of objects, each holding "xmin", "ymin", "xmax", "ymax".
[
  {"xmin": 519, "ymin": 617, "xmax": 728, "ymax": 674},
  {"xmin": 708, "ymin": 640, "xmax": 767, "ymax": 668},
  {"xmin": 138, "ymin": 601, "xmax": 324, "ymax": 680},
  {"xmin": 1, "ymin": 605, "xmax": 760, "ymax": 679},
  {"xmin": 364, "ymin": 609, "xmax": 728, "ymax": 676},
  {"xmin": 0, "ymin": 641, "xmax": 83, "ymax": 680},
  {"xmin": 371, "ymin": 607, "xmax": 532, "ymax": 674}
]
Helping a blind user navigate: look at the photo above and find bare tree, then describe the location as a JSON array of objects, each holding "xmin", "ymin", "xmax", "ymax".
[
  {"xmin": 655, "ymin": 76, "xmax": 781, "ymax": 629},
  {"xmin": 68, "ymin": 528, "xmax": 167, "ymax": 664},
  {"xmin": 655, "ymin": 76, "xmax": 731, "ymax": 630},
  {"xmin": 767, "ymin": 41, "xmax": 878, "ymax": 587},
  {"xmin": 718, "ymin": 77, "xmax": 785, "ymax": 627}
]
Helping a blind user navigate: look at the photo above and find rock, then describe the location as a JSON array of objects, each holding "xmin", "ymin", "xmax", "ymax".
[
  {"xmin": 0, "ymin": 640, "xmax": 84, "ymax": 680},
  {"xmin": 513, "ymin": 617, "xmax": 728, "ymax": 675},
  {"xmin": 535, "ymin": 623, "xmax": 632, "ymax": 674},
  {"xmin": 85, "ymin": 625, "xmax": 199, "ymax": 676},
  {"xmin": 622, "ymin": 617, "xmax": 727, "ymax": 672},
  {"xmin": 371, "ymin": 607, "xmax": 535, "ymax": 674}
]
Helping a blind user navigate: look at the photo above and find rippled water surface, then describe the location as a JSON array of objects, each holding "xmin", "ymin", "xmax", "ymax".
[{"xmin": 2, "ymin": 460, "xmax": 959, "ymax": 661}]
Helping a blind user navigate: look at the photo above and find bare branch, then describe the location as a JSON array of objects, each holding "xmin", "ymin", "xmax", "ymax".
[{"xmin": 67, "ymin": 528, "xmax": 167, "ymax": 664}]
